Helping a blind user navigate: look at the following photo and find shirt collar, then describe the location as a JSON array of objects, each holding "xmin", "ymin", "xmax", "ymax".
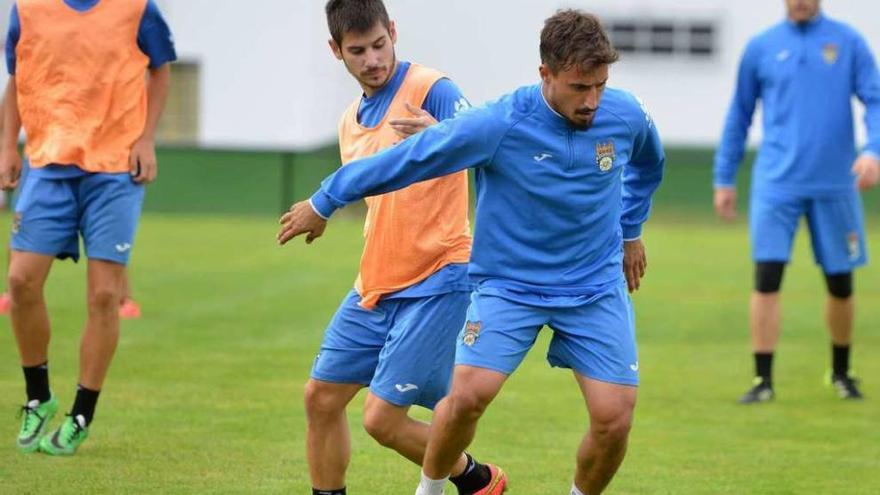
[{"xmin": 536, "ymin": 83, "xmax": 575, "ymax": 130}]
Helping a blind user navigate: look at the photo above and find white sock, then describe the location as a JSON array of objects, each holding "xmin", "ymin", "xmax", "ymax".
[
  {"xmin": 571, "ymin": 484, "xmax": 588, "ymax": 495},
  {"xmin": 415, "ymin": 471, "xmax": 448, "ymax": 495}
]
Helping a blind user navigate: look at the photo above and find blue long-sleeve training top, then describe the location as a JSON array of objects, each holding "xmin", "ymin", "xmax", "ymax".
[
  {"xmin": 714, "ymin": 12, "xmax": 880, "ymax": 197},
  {"xmin": 311, "ymin": 84, "xmax": 665, "ymax": 297}
]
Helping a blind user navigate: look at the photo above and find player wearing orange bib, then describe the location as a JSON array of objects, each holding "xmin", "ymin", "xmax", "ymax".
[
  {"xmin": 2, "ymin": 0, "xmax": 175, "ymax": 455},
  {"xmin": 289, "ymin": 2, "xmax": 506, "ymax": 494}
]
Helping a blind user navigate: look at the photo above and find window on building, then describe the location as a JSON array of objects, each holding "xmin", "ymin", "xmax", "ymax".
[
  {"xmin": 608, "ymin": 20, "xmax": 717, "ymax": 58},
  {"xmin": 689, "ymin": 23, "xmax": 716, "ymax": 56},
  {"xmin": 157, "ymin": 61, "xmax": 200, "ymax": 145}
]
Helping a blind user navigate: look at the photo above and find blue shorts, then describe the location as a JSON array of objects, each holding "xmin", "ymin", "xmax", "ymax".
[
  {"xmin": 751, "ymin": 192, "xmax": 867, "ymax": 274},
  {"xmin": 11, "ymin": 170, "xmax": 145, "ymax": 265},
  {"xmin": 456, "ymin": 284, "xmax": 639, "ymax": 387},
  {"xmin": 311, "ymin": 289, "xmax": 470, "ymax": 409}
]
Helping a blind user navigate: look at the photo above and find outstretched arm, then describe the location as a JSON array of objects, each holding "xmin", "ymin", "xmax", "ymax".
[
  {"xmin": 310, "ymin": 108, "xmax": 497, "ymax": 218},
  {"xmin": 278, "ymin": 105, "xmax": 502, "ymax": 245}
]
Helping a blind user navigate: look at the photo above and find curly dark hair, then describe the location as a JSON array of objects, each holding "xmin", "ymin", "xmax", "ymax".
[{"xmin": 540, "ymin": 9, "xmax": 619, "ymax": 74}]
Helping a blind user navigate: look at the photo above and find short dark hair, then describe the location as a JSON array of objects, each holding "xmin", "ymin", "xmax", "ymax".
[
  {"xmin": 540, "ymin": 9, "xmax": 619, "ymax": 74},
  {"xmin": 325, "ymin": 0, "xmax": 391, "ymax": 45}
]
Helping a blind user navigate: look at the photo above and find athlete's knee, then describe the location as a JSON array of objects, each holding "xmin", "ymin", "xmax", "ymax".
[
  {"xmin": 825, "ymin": 272, "xmax": 853, "ymax": 299},
  {"xmin": 303, "ymin": 380, "xmax": 349, "ymax": 419},
  {"xmin": 590, "ymin": 413, "xmax": 633, "ymax": 449},
  {"xmin": 362, "ymin": 405, "xmax": 403, "ymax": 447},
  {"xmin": 8, "ymin": 268, "xmax": 44, "ymax": 302},
  {"xmin": 588, "ymin": 396, "xmax": 635, "ymax": 445},
  {"xmin": 446, "ymin": 387, "xmax": 492, "ymax": 421},
  {"xmin": 87, "ymin": 285, "xmax": 122, "ymax": 313},
  {"xmin": 754, "ymin": 262, "xmax": 786, "ymax": 294}
]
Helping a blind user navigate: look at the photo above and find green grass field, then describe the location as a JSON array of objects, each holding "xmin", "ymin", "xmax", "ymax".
[{"xmin": 1, "ymin": 161, "xmax": 879, "ymax": 493}]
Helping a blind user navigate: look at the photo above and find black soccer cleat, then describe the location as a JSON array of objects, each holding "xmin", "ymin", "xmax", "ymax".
[
  {"xmin": 738, "ymin": 377, "xmax": 775, "ymax": 404},
  {"xmin": 830, "ymin": 373, "xmax": 864, "ymax": 400}
]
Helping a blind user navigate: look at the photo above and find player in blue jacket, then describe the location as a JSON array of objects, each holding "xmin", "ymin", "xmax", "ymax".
[
  {"xmin": 714, "ymin": 0, "xmax": 880, "ymax": 403},
  {"xmin": 279, "ymin": 10, "xmax": 664, "ymax": 495}
]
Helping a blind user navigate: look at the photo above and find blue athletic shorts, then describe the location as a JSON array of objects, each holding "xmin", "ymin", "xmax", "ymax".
[
  {"xmin": 750, "ymin": 192, "xmax": 867, "ymax": 274},
  {"xmin": 11, "ymin": 170, "xmax": 145, "ymax": 265},
  {"xmin": 311, "ymin": 289, "xmax": 470, "ymax": 409},
  {"xmin": 455, "ymin": 283, "xmax": 639, "ymax": 387}
]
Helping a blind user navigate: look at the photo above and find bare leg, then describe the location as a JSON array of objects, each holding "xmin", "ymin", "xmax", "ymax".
[
  {"xmin": 8, "ymin": 251, "xmax": 54, "ymax": 366},
  {"xmin": 79, "ymin": 259, "xmax": 125, "ymax": 390},
  {"xmin": 121, "ymin": 270, "xmax": 131, "ymax": 303},
  {"xmin": 362, "ymin": 393, "xmax": 468, "ymax": 473},
  {"xmin": 750, "ymin": 292, "xmax": 781, "ymax": 352},
  {"xmin": 572, "ymin": 374, "xmax": 637, "ymax": 495},
  {"xmin": 421, "ymin": 365, "xmax": 507, "ymax": 480},
  {"xmin": 304, "ymin": 379, "xmax": 362, "ymax": 491}
]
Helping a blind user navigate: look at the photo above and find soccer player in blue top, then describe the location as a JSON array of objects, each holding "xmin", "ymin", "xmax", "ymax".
[
  {"xmin": 297, "ymin": 2, "xmax": 505, "ymax": 495},
  {"xmin": 714, "ymin": 0, "xmax": 880, "ymax": 403},
  {"xmin": 279, "ymin": 10, "xmax": 665, "ymax": 495},
  {"xmin": 2, "ymin": 0, "xmax": 175, "ymax": 455}
]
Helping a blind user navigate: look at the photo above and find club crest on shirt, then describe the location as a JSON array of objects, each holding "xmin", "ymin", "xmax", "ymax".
[
  {"xmin": 596, "ymin": 141, "xmax": 615, "ymax": 173},
  {"xmin": 462, "ymin": 321, "xmax": 481, "ymax": 346},
  {"xmin": 822, "ymin": 43, "xmax": 839, "ymax": 65},
  {"xmin": 847, "ymin": 231, "xmax": 860, "ymax": 261}
]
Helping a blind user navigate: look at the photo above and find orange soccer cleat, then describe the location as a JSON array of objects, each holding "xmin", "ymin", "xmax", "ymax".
[
  {"xmin": 118, "ymin": 298, "xmax": 142, "ymax": 319},
  {"xmin": 472, "ymin": 464, "xmax": 507, "ymax": 495},
  {"xmin": 0, "ymin": 291, "xmax": 11, "ymax": 315}
]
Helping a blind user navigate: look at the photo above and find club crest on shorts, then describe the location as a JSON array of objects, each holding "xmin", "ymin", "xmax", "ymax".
[
  {"xmin": 596, "ymin": 141, "xmax": 615, "ymax": 173},
  {"xmin": 847, "ymin": 231, "xmax": 860, "ymax": 261},
  {"xmin": 822, "ymin": 43, "xmax": 839, "ymax": 65},
  {"xmin": 11, "ymin": 213, "xmax": 21, "ymax": 234},
  {"xmin": 462, "ymin": 321, "xmax": 481, "ymax": 346}
]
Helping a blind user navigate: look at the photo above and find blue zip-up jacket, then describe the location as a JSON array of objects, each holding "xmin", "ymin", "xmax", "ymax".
[
  {"xmin": 311, "ymin": 84, "xmax": 665, "ymax": 297},
  {"xmin": 714, "ymin": 13, "xmax": 880, "ymax": 197}
]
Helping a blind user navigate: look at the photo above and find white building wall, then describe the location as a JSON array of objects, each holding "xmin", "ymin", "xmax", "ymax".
[
  {"xmin": 362, "ymin": 0, "xmax": 880, "ymax": 149},
  {"xmin": 160, "ymin": 0, "xmax": 352, "ymax": 150},
  {"xmin": 1, "ymin": 0, "xmax": 878, "ymax": 149}
]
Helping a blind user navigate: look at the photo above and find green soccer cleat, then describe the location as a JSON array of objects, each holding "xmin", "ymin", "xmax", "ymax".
[
  {"xmin": 17, "ymin": 397, "xmax": 59, "ymax": 453},
  {"xmin": 39, "ymin": 414, "xmax": 89, "ymax": 456}
]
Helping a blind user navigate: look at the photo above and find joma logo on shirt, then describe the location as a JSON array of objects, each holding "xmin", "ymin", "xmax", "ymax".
[{"xmin": 454, "ymin": 97, "xmax": 471, "ymax": 116}]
